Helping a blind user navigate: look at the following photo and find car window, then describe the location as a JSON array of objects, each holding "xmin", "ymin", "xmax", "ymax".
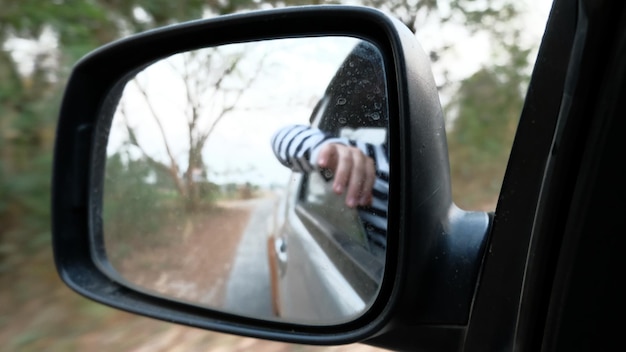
[
  {"xmin": 296, "ymin": 125, "xmax": 388, "ymax": 269},
  {"xmin": 300, "ymin": 172, "xmax": 368, "ymax": 246},
  {"xmin": 292, "ymin": 40, "xmax": 388, "ymax": 267}
]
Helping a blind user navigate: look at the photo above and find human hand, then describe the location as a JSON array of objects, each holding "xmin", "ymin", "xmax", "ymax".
[{"xmin": 316, "ymin": 143, "xmax": 376, "ymax": 208}]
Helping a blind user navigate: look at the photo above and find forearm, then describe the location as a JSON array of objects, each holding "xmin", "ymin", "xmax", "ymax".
[{"xmin": 271, "ymin": 124, "xmax": 348, "ymax": 172}]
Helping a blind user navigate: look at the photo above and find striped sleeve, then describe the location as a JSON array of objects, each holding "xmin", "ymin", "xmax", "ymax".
[
  {"xmin": 356, "ymin": 141, "xmax": 389, "ymax": 250},
  {"xmin": 271, "ymin": 124, "xmax": 349, "ymax": 173}
]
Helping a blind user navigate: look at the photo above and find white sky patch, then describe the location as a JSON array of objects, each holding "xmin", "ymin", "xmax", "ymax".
[
  {"xmin": 3, "ymin": 26, "xmax": 59, "ymax": 79},
  {"xmin": 133, "ymin": 6, "xmax": 153, "ymax": 24},
  {"xmin": 415, "ymin": 0, "xmax": 552, "ymax": 106}
]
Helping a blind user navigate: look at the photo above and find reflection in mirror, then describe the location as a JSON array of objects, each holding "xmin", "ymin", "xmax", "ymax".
[{"xmin": 102, "ymin": 36, "xmax": 389, "ymax": 325}]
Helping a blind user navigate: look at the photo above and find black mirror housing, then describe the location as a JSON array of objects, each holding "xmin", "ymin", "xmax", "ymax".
[{"xmin": 53, "ymin": 5, "xmax": 490, "ymax": 350}]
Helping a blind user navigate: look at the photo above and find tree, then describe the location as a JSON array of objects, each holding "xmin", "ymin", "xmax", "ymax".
[
  {"xmin": 446, "ymin": 66, "xmax": 526, "ymax": 207},
  {"xmin": 443, "ymin": 17, "xmax": 534, "ymax": 209},
  {"xmin": 103, "ymin": 152, "xmax": 171, "ymax": 241},
  {"xmin": 114, "ymin": 46, "xmax": 264, "ymax": 211},
  {"xmin": 0, "ymin": 0, "xmax": 237, "ymax": 262}
]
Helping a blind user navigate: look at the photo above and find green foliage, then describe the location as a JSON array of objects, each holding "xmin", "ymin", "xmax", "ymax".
[
  {"xmin": 0, "ymin": 161, "xmax": 7, "ymax": 216},
  {"xmin": 444, "ymin": 18, "xmax": 533, "ymax": 209},
  {"xmin": 446, "ymin": 65, "xmax": 526, "ymax": 208},
  {"xmin": 0, "ymin": 0, "xmax": 224, "ymax": 260},
  {"xmin": 103, "ymin": 152, "xmax": 180, "ymax": 243}
]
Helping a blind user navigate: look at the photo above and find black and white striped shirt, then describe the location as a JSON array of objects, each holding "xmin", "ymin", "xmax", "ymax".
[{"xmin": 271, "ymin": 124, "xmax": 389, "ymax": 250}]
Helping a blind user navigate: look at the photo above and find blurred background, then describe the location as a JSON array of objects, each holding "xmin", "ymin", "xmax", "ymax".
[{"xmin": 0, "ymin": 0, "xmax": 549, "ymax": 351}]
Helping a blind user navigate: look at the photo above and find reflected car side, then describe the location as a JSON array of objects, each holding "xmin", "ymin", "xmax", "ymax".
[
  {"xmin": 266, "ymin": 41, "xmax": 389, "ymax": 323},
  {"xmin": 266, "ymin": 144, "xmax": 384, "ymax": 324}
]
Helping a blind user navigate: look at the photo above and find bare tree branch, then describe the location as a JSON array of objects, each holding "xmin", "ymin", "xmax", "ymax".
[
  {"xmin": 131, "ymin": 80, "xmax": 180, "ymax": 168},
  {"xmin": 198, "ymin": 51, "xmax": 268, "ymax": 148},
  {"xmin": 117, "ymin": 102, "xmax": 187, "ymax": 197},
  {"xmin": 114, "ymin": 45, "xmax": 268, "ymax": 211},
  {"xmin": 128, "ymin": 80, "xmax": 187, "ymax": 197}
]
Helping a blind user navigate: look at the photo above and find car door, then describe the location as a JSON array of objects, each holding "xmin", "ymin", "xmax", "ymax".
[{"xmin": 277, "ymin": 127, "xmax": 387, "ymax": 320}]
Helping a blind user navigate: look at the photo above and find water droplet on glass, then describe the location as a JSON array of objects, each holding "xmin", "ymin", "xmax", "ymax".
[
  {"xmin": 337, "ymin": 97, "xmax": 347, "ymax": 105},
  {"xmin": 338, "ymin": 116, "xmax": 347, "ymax": 124},
  {"xmin": 370, "ymin": 112, "xmax": 380, "ymax": 120}
]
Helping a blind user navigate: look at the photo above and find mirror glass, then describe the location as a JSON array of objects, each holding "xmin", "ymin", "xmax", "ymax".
[{"xmin": 101, "ymin": 36, "xmax": 389, "ymax": 325}]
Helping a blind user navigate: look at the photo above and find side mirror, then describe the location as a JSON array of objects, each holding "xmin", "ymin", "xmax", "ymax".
[{"xmin": 53, "ymin": 6, "xmax": 490, "ymax": 350}]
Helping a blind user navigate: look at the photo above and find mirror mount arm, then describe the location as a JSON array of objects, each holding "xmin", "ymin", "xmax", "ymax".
[{"xmin": 366, "ymin": 207, "xmax": 491, "ymax": 351}]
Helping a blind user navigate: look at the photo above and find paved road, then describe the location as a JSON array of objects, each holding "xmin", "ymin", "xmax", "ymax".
[{"xmin": 224, "ymin": 196, "xmax": 277, "ymax": 319}]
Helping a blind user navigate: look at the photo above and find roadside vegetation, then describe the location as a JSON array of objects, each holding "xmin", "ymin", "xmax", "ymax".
[{"xmin": 0, "ymin": 0, "xmax": 545, "ymax": 350}]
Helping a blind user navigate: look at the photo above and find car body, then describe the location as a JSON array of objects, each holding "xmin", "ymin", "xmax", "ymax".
[
  {"xmin": 52, "ymin": 1, "xmax": 626, "ymax": 351},
  {"xmin": 266, "ymin": 41, "xmax": 390, "ymax": 323}
]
